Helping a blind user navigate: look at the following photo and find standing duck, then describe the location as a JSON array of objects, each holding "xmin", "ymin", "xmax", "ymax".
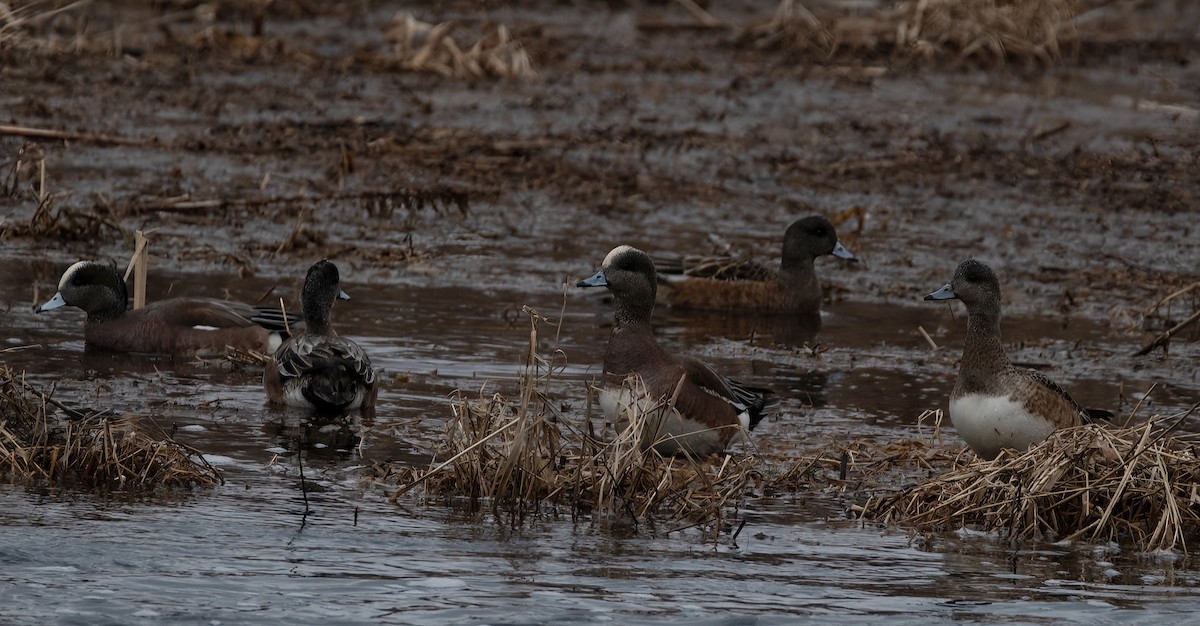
[{"xmin": 925, "ymin": 259, "xmax": 1109, "ymax": 460}]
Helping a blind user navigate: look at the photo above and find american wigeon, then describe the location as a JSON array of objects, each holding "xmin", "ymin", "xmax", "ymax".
[
  {"xmin": 578, "ymin": 245, "xmax": 775, "ymax": 456},
  {"xmin": 264, "ymin": 260, "xmax": 377, "ymax": 415},
  {"xmin": 658, "ymin": 216, "xmax": 856, "ymax": 330},
  {"xmin": 35, "ymin": 261, "xmax": 294, "ymax": 356},
  {"xmin": 925, "ymin": 260, "xmax": 1110, "ymax": 460}
]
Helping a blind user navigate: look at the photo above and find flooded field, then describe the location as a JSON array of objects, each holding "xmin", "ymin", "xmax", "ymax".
[{"xmin": 2, "ymin": 0, "xmax": 1200, "ymax": 624}]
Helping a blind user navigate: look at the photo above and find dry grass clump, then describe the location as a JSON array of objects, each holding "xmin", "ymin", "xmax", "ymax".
[
  {"xmin": 766, "ymin": 435, "xmax": 965, "ymax": 495},
  {"xmin": 745, "ymin": 0, "xmax": 1090, "ymax": 65},
  {"xmin": 384, "ymin": 308, "xmax": 756, "ymax": 533},
  {"xmin": 889, "ymin": 0, "xmax": 1080, "ymax": 64},
  {"xmin": 385, "ymin": 12, "xmax": 537, "ymax": 81},
  {"xmin": 0, "ymin": 366, "xmax": 222, "ymax": 488},
  {"xmin": 0, "ymin": 0, "xmax": 89, "ymax": 53},
  {"xmin": 861, "ymin": 410, "xmax": 1200, "ymax": 553}
]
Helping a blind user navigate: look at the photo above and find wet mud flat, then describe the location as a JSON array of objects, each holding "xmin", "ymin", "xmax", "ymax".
[{"xmin": 1, "ymin": 1, "xmax": 1200, "ymax": 624}]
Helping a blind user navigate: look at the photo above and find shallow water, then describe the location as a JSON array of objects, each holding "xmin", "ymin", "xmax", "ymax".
[{"xmin": 2, "ymin": 258, "xmax": 1199, "ymax": 625}]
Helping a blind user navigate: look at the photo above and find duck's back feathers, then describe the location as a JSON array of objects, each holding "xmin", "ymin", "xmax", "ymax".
[
  {"xmin": 271, "ymin": 334, "xmax": 375, "ymax": 412},
  {"xmin": 655, "ymin": 254, "xmax": 775, "ymax": 282}
]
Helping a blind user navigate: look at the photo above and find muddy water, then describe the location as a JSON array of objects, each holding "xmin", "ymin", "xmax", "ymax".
[{"xmin": 1, "ymin": 257, "xmax": 1199, "ymax": 625}]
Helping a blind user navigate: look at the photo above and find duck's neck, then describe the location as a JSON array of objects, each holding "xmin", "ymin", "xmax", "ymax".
[
  {"xmin": 779, "ymin": 260, "xmax": 820, "ymax": 303},
  {"xmin": 303, "ymin": 299, "xmax": 334, "ymax": 335},
  {"xmin": 613, "ymin": 300, "xmax": 653, "ymax": 328},
  {"xmin": 958, "ymin": 301, "xmax": 1010, "ymax": 391}
]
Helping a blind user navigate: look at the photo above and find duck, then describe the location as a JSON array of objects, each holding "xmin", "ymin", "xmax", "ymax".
[
  {"xmin": 35, "ymin": 261, "xmax": 294, "ymax": 356},
  {"xmin": 263, "ymin": 260, "xmax": 377, "ymax": 415},
  {"xmin": 577, "ymin": 245, "xmax": 775, "ymax": 456},
  {"xmin": 657, "ymin": 215, "xmax": 856, "ymax": 331},
  {"xmin": 925, "ymin": 259, "xmax": 1110, "ymax": 460}
]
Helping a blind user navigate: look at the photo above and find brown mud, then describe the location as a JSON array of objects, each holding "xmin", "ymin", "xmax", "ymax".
[{"xmin": 2, "ymin": 2, "xmax": 1199, "ymax": 460}]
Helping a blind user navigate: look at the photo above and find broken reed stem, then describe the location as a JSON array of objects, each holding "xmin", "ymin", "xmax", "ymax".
[
  {"xmin": 917, "ymin": 325, "xmax": 938, "ymax": 350},
  {"xmin": 0, "ymin": 123, "xmax": 144, "ymax": 146},
  {"xmin": 1134, "ymin": 308, "xmax": 1200, "ymax": 357}
]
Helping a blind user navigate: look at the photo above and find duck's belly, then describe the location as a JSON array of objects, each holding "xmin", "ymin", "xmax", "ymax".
[
  {"xmin": 949, "ymin": 393, "xmax": 1058, "ymax": 460},
  {"xmin": 598, "ymin": 387, "xmax": 738, "ymax": 456}
]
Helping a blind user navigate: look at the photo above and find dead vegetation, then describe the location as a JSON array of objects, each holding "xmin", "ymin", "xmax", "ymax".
[
  {"xmin": 744, "ymin": 0, "xmax": 1102, "ymax": 65},
  {"xmin": 0, "ymin": 365, "xmax": 223, "ymax": 488},
  {"xmin": 376, "ymin": 308, "xmax": 757, "ymax": 536},
  {"xmin": 858, "ymin": 407, "xmax": 1200, "ymax": 554},
  {"xmin": 385, "ymin": 11, "xmax": 537, "ymax": 80},
  {"xmin": 1134, "ymin": 282, "xmax": 1200, "ymax": 357},
  {"xmin": 0, "ymin": 0, "xmax": 91, "ymax": 54}
]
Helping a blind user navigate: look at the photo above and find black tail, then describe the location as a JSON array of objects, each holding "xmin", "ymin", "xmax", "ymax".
[
  {"xmin": 301, "ymin": 367, "xmax": 358, "ymax": 414},
  {"xmin": 728, "ymin": 381, "xmax": 777, "ymax": 431},
  {"xmin": 1083, "ymin": 408, "xmax": 1114, "ymax": 424}
]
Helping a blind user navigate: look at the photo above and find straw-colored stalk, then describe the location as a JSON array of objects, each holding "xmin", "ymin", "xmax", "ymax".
[
  {"xmin": 388, "ymin": 308, "xmax": 756, "ymax": 533},
  {"xmin": 0, "ymin": 366, "xmax": 222, "ymax": 488},
  {"xmin": 890, "ymin": 0, "xmax": 1081, "ymax": 64},
  {"xmin": 860, "ymin": 411, "xmax": 1200, "ymax": 553},
  {"xmin": 0, "ymin": 0, "xmax": 91, "ymax": 53},
  {"xmin": 746, "ymin": 0, "xmax": 1087, "ymax": 64},
  {"xmin": 385, "ymin": 12, "xmax": 537, "ymax": 81}
]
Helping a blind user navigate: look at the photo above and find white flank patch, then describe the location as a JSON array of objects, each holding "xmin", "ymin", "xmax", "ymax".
[
  {"xmin": 604, "ymin": 244, "xmax": 637, "ymax": 267},
  {"xmin": 193, "ymin": 325, "xmax": 219, "ymax": 331},
  {"xmin": 949, "ymin": 393, "xmax": 1057, "ymax": 459},
  {"xmin": 267, "ymin": 332, "xmax": 283, "ymax": 352}
]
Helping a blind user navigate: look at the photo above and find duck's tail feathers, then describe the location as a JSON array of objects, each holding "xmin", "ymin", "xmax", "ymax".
[
  {"xmin": 728, "ymin": 381, "xmax": 777, "ymax": 430},
  {"xmin": 252, "ymin": 306, "xmax": 304, "ymax": 335},
  {"xmin": 301, "ymin": 367, "xmax": 361, "ymax": 414}
]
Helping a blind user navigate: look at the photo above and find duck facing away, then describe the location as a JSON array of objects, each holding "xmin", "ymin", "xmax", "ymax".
[
  {"xmin": 35, "ymin": 261, "xmax": 293, "ymax": 356},
  {"xmin": 578, "ymin": 245, "xmax": 775, "ymax": 457},
  {"xmin": 657, "ymin": 216, "xmax": 856, "ymax": 330},
  {"xmin": 264, "ymin": 260, "xmax": 377, "ymax": 416},
  {"xmin": 925, "ymin": 260, "xmax": 1109, "ymax": 460}
]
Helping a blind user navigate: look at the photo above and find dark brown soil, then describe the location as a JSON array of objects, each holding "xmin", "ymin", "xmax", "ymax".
[{"xmin": 2, "ymin": 0, "xmax": 1198, "ymax": 332}]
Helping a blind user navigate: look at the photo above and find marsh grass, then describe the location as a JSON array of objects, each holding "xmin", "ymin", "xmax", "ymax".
[
  {"xmin": 747, "ymin": 0, "xmax": 1093, "ymax": 65},
  {"xmin": 858, "ymin": 407, "xmax": 1200, "ymax": 553},
  {"xmin": 385, "ymin": 11, "xmax": 537, "ymax": 81},
  {"xmin": 0, "ymin": 366, "xmax": 222, "ymax": 488},
  {"xmin": 384, "ymin": 307, "xmax": 756, "ymax": 535}
]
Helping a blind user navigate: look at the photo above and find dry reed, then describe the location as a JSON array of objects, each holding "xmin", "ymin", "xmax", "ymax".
[
  {"xmin": 746, "ymin": 0, "xmax": 1091, "ymax": 65},
  {"xmin": 860, "ymin": 409, "xmax": 1200, "ymax": 553},
  {"xmin": 0, "ymin": 366, "xmax": 222, "ymax": 488},
  {"xmin": 385, "ymin": 12, "xmax": 537, "ymax": 81},
  {"xmin": 384, "ymin": 307, "xmax": 756, "ymax": 534}
]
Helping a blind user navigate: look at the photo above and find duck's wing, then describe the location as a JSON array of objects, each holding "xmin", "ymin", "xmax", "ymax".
[
  {"xmin": 1023, "ymin": 368, "xmax": 1099, "ymax": 424},
  {"xmin": 148, "ymin": 298, "xmax": 257, "ymax": 329},
  {"xmin": 655, "ymin": 254, "xmax": 775, "ymax": 282},
  {"xmin": 677, "ymin": 355, "xmax": 776, "ymax": 429},
  {"xmin": 275, "ymin": 334, "xmax": 376, "ymax": 385}
]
